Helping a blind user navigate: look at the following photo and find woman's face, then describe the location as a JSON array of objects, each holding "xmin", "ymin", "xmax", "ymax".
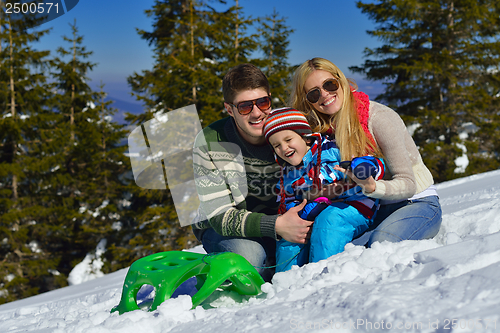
[{"xmin": 304, "ymin": 69, "xmax": 344, "ymax": 116}]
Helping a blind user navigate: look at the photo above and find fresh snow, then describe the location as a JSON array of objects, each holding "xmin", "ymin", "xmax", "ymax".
[
  {"xmin": 1, "ymin": 170, "xmax": 500, "ymax": 332},
  {"xmin": 67, "ymin": 239, "xmax": 107, "ymax": 286}
]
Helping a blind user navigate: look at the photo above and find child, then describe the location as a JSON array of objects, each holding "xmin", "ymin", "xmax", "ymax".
[{"xmin": 263, "ymin": 107, "xmax": 385, "ymax": 272}]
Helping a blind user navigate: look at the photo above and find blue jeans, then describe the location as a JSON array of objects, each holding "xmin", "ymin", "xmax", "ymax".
[
  {"xmin": 360, "ymin": 195, "xmax": 442, "ymax": 246},
  {"xmin": 201, "ymin": 228, "xmax": 276, "ymax": 282}
]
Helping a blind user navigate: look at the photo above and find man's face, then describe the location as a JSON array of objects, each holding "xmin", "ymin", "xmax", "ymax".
[{"xmin": 224, "ymin": 88, "xmax": 271, "ymax": 145}]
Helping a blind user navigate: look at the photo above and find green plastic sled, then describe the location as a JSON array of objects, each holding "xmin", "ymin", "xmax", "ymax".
[{"xmin": 111, "ymin": 251, "xmax": 265, "ymax": 314}]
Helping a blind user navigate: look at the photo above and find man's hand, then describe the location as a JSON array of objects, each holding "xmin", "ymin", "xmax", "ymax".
[{"xmin": 275, "ymin": 199, "xmax": 313, "ymax": 244}]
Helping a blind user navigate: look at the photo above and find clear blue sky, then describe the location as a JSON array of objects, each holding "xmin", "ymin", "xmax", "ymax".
[{"xmin": 35, "ymin": 0, "xmax": 383, "ymax": 104}]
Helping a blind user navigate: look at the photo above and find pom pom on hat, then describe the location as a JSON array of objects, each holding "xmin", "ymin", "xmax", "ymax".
[{"xmin": 264, "ymin": 107, "xmax": 312, "ymax": 142}]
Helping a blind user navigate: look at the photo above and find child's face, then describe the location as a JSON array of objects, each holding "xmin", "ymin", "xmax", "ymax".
[{"xmin": 269, "ymin": 130, "xmax": 310, "ymax": 166}]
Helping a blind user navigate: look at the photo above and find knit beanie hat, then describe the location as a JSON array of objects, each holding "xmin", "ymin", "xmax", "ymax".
[{"xmin": 264, "ymin": 107, "xmax": 312, "ymax": 143}]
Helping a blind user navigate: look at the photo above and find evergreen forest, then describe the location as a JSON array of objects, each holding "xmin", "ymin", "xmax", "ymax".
[{"xmin": 1, "ymin": 0, "xmax": 499, "ymax": 304}]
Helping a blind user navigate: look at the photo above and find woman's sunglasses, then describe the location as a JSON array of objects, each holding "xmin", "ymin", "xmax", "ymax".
[
  {"xmin": 306, "ymin": 78, "xmax": 340, "ymax": 104},
  {"xmin": 228, "ymin": 96, "xmax": 272, "ymax": 115}
]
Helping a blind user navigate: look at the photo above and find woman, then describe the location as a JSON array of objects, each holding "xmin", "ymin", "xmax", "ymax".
[{"xmin": 289, "ymin": 57, "xmax": 442, "ymax": 246}]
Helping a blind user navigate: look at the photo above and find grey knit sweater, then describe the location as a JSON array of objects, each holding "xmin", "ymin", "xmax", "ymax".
[
  {"xmin": 364, "ymin": 101, "xmax": 434, "ymax": 201},
  {"xmin": 192, "ymin": 117, "xmax": 281, "ymax": 240}
]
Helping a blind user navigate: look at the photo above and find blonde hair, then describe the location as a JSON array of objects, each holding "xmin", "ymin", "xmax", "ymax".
[{"xmin": 289, "ymin": 58, "xmax": 383, "ymax": 161}]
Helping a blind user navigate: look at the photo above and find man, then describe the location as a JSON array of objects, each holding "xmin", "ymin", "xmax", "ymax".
[{"xmin": 192, "ymin": 63, "xmax": 310, "ymax": 281}]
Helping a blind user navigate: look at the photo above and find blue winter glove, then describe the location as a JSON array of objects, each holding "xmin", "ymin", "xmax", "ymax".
[
  {"xmin": 285, "ymin": 201, "xmax": 329, "ymax": 221},
  {"xmin": 341, "ymin": 156, "xmax": 382, "ymax": 180}
]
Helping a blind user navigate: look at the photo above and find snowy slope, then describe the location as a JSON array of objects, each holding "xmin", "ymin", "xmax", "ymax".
[{"xmin": 1, "ymin": 170, "xmax": 500, "ymax": 333}]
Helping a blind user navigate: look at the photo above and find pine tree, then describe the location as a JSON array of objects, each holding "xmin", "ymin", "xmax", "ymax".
[
  {"xmin": 0, "ymin": 3, "xmax": 64, "ymax": 303},
  {"xmin": 0, "ymin": 15, "xmax": 131, "ymax": 303},
  {"xmin": 51, "ymin": 22, "xmax": 129, "ymax": 277},
  {"xmin": 128, "ymin": 0, "xmax": 223, "ymax": 126},
  {"xmin": 115, "ymin": 0, "xmax": 229, "ymax": 269},
  {"xmin": 207, "ymin": 0, "xmax": 259, "ymax": 68},
  {"xmin": 257, "ymin": 8, "xmax": 295, "ymax": 108},
  {"xmin": 113, "ymin": 1, "xmax": 296, "ymax": 270},
  {"xmin": 46, "ymin": 20, "xmax": 99, "ymax": 274},
  {"xmin": 203, "ymin": 0, "xmax": 270, "ymax": 117},
  {"xmin": 351, "ymin": 0, "xmax": 500, "ymax": 182}
]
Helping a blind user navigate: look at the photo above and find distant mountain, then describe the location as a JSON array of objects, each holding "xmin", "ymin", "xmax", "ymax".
[
  {"xmin": 352, "ymin": 78, "xmax": 385, "ymax": 99},
  {"xmin": 105, "ymin": 96, "xmax": 146, "ymax": 125}
]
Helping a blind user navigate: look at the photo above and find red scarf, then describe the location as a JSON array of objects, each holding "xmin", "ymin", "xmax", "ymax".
[{"xmin": 325, "ymin": 90, "xmax": 375, "ymax": 144}]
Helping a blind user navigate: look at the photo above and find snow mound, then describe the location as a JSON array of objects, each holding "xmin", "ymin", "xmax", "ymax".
[{"xmin": 1, "ymin": 170, "xmax": 500, "ymax": 332}]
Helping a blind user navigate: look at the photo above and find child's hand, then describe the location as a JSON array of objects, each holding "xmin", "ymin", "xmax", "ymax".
[
  {"xmin": 303, "ymin": 182, "xmax": 347, "ymax": 200},
  {"xmin": 334, "ymin": 164, "xmax": 377, "ymax": 194},
  {"xmin": 338, "ymin": 157, "xmax": 380, "ymax": 180}
]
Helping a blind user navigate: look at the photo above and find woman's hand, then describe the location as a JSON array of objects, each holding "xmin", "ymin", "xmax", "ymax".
[{"xmin": 334, "ymin": 165, "xmax": 376, "ymax": 194}]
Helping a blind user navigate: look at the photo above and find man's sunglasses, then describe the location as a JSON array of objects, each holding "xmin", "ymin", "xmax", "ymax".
[
  {"xmin": 306, "ymin": 78, "xmax": 340, "ymax": 104},
  {"xmin": 228, "ymin": 96, "xmax": 272, "ymax": 115}
]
